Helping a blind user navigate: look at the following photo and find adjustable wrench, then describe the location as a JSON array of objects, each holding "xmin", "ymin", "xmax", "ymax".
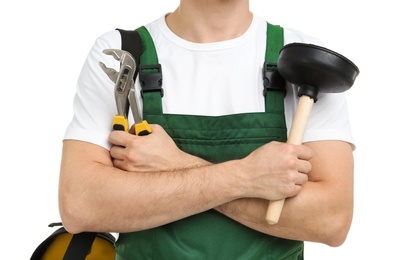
[{"xmin": 99, "ymin": 49, "xmax": 152, "ymax": 135}]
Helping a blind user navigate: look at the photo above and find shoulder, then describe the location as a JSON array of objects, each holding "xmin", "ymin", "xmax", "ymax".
[
  {"xmin": 92, "ymin": 30, "xmax": 122, "ymax": 50},
  {"xmin": 142, "ymin": 15, "xmax": 165, "ymax": 40},
  {"xmin": 254, "ymin": 14, "xmax": 323, "ymax": 46},
  {"xmin": 85, "ymin": 30, "xmax": 122, "ymax": 71}
]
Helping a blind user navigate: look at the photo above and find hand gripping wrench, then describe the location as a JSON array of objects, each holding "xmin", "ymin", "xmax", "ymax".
[{"xmin": 99, "ymin": 49, "xmax": 152, "ymax": 135}]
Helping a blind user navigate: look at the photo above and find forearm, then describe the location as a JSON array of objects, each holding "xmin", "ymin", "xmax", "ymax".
[
  {"xmin": 215, "ymin": 141, "xmax": 354, "ymax": 246},
  {"xmin": 215, "ymin": 181, "xmax": 352, "ymax": 246},
  {"xmin": 60, "ymin": 138, "xmax": 317, "ymax": 237},
  {"xmin": 59, "ymin": 140, "xmax": 239, "ymax": 234}
]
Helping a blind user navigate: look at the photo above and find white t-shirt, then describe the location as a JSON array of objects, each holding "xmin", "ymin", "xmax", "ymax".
[{"xmin": 64, "ymin": 14, "xmax": 355, "ymax": 150}]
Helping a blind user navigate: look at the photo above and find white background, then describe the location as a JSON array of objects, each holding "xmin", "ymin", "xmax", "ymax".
[{"xmin": 1, "ymin": 0, "xmax": 406, "ymax": 259}]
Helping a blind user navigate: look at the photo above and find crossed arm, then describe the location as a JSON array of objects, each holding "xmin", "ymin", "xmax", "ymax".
[{"xmin": 59, "ymin": 124, "xmax": 353, "ymax": 247}]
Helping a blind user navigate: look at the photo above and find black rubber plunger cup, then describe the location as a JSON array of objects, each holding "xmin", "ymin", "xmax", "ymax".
[{"xmin": 265, "ymin": 43, "xmax": 360, "ymax": 225}]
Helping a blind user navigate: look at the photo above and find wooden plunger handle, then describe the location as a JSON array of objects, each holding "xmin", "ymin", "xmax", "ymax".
[{"xmin": 265, "ymin": 95, "xmax": 315, "ymax": 224}]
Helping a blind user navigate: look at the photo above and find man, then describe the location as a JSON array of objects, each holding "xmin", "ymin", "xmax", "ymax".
[{"xmin": 59, "ymin": 0, "xmax": 354, "ymax": 258}]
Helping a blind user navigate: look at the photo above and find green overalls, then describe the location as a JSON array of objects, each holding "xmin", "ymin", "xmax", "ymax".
[{"xmin": 115, "ymin": 24, "xmax": 304, "ymax": 260}]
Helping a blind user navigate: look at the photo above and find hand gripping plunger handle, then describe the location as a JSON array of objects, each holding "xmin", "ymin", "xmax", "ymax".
[{"xmin": 265, "ymin": 95, "xmax": 315, "ymax": 225}]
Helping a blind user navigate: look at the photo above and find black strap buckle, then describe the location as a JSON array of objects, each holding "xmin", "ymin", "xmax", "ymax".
[
  {"xmin": 139, "ymin": 64, "xmax": 164, "ymax": 97},
  {"xmin": 263, "ymin": 62, "xmax": 286, "ymax": 96}
]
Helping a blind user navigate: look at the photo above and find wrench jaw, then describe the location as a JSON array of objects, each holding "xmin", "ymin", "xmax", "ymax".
[
  {"xmin": 102, "ymin": 49, "xmax": 137, "ymax": 73},
  {"xmin": 99, "ymin": 62, "xmax": 119, "ymax": 83}
]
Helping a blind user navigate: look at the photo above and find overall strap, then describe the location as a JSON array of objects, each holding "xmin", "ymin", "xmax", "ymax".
[
  {"xmin": 263, "ymin": 23, "xmax": 286, "ymax": 114},
  {"xmin": 136, "ymin": 26, "xmax": 163, "ymax": 115},
  {"xmin": 117, "ymin": 26, "xmax": 163, "ymax": 115},
  {"xmin": 117, "ymin": 28, "xmax": 142, "ymax": 81},
  {"xmin": 265, "ymin": 23, "xmax": 283, "ymax": 63},
  {"xmin": 118, "ymin": 23, "xmax": 286, "ymax": 116}
]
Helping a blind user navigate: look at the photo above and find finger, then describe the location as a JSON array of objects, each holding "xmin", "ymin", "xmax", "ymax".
[
  {"xmin": 297, "ymin": 160, "xmax": 312, "ymax": 174},
  {"xmin": 110, "ymin": 145, "xmax": 125, "ymax": 160},
  {"xmin": 112, "ymin": 158, "xmax": 126, "ymax": 170},
  {"xmin": 109, "ymin": 130, "xmax": 131, "ymax": 147},
  {"xmin": 297, "ymin": 145, "xmax": 313, "ymax": 160},
  {"xmin": 296, "ymin": 172, "xmax": 309, "ymax": 185}
]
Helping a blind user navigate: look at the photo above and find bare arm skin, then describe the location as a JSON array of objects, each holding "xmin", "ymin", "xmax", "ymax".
[
  {"xmin": 121, "ymin": 126, "xmax": 354, "ymax": 246},
  {"xmin": 59, "ymin": 139, "xmax": 240, "ymax": 234},
  {"xmin": 109, "ymin": 125, "xmax": 354, "ymax": 246},
  {"xmin": 59, "ymin": 124, "xmax": 352, "ymax": 247},
  {"xmin": 215, "ymin": 141, "xmax": 354, "ymax": 247},
  {"xmin": 59, "ymin": 125, "xmax": 310, "ymax": 234}
]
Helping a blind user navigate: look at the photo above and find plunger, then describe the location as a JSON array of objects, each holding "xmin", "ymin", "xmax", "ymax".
[{"xmin": 265, "ymin": 43, "xmax": 360, "ymax": 225}]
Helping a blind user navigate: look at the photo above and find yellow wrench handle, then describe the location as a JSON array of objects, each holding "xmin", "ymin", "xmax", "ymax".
[
  {"xmin": 135, "ymin": 120, "xmax": 152, "ymax": 136},
  {"xmin": 112, "ymin": 115, "xmax": 129, "ymax": 132}
]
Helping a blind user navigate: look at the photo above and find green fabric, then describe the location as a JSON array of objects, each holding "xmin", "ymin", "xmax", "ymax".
[
  {"xmin": 136, "ymin": 26, "xmax": 163, "ymax": 114},
  {"xmin": 264, "ymin": 23, "xmax": 285, "ymax": 116},
  {"xmin": 136, "ymin": 26, "xmax": 158, "ymax": 65},
  {"xmin": 116, "ymin": 211, "xmax": 303, "ymax": 260},
  {"xmin": 115, "ymin": 23, "xmax": 304, "ymax": 260},
  {"xmin": 265, "ymin": 23, "xmax": 283, "ymax": 64},
  {"xmin": 144, "ymin": 111, "xmax": 286, "ymax": 163}
]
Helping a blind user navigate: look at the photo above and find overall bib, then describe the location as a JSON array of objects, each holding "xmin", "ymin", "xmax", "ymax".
[{"xmin": 115, "ymin": 24, "xmax": 304, "ymax": 260}]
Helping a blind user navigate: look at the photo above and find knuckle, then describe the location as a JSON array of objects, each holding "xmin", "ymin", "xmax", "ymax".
[
  {"xmin": 286, "ymin": 158, "xmax": 298, "ymax": 170},
  {"xmin": 286, "ymin": 172, "xmax": 298, "ymax": 184},
  {"xmin": 282, "ymin": 143, "xmax": 296, "ymax": 154},
  {"xmin": 281, "ymin": 183, "xmax": 299, "ymax": 197},
  {"xmin": 124, "ymin": 149, "xmax": 137, "ymax": 162}
]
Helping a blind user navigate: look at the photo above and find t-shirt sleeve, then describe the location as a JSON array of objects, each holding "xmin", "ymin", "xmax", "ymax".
[
  {"xmin": 291, "ymin": 91, "xmax": 355, "ymax": 150},
  {"xmin": 283, "ymin": 28, "xmax": 356, "ymax": 150},
  {"xmin": 63, "ymin": 30, "xmax": 122, "ymax": 150}
]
